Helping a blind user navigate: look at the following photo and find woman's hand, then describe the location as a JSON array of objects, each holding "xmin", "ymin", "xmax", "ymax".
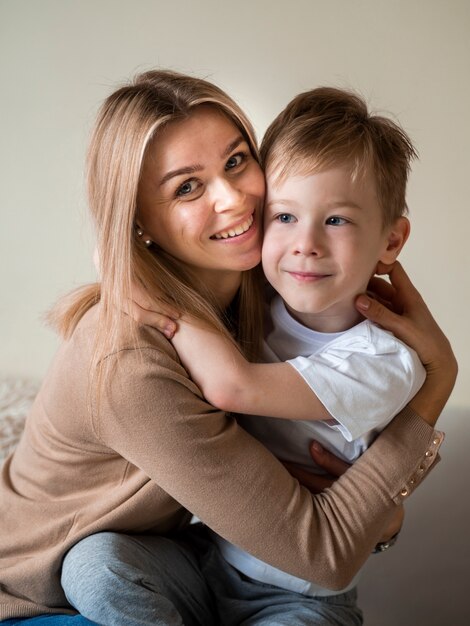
[
  {"xmin": 285, "ymin": 441, "xmax": 404, "ymax": 543},
  {"xmin": 355, "ymin": 261, "xmax": 457, "ymax": 426}
]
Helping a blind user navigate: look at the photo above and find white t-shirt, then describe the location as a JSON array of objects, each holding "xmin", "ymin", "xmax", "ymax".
[{"xmin": 214, "ymin": 295, "xmax": 426, "ymax": 596}]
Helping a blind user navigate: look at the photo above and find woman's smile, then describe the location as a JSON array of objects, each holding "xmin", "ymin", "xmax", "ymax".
[
  {"xmin": 137, "ymin": 105, "xmax": 265, "ymax": 290},
  {"xmin": 211, "ymin": 213, "xmax": 254, "ymax": 240}
]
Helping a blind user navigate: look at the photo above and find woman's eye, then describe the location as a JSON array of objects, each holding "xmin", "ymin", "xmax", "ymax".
[
  {"xmin": 176, "ymin": 180, "xmax": 198, "ymax": 197},
  {"xmin": 225, "ymin": 153, "xmax": 245, "ymax": 170},
  {"xmin": 276, "ymin": 213, "xmax": 295, "ymax": 224},
  {"xmin": 326, "ymin": 216, "xmax": 348, "ymax": 226}
]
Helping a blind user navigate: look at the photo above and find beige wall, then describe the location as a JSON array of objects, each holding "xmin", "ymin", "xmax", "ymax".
[{"xmin": 1, "ymin": 0, "xmax": 469, "ymax": 408}]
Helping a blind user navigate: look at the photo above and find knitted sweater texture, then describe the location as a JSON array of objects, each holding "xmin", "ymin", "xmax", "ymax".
[{"xmin": 0, "ymin": 305, "xmax": 443, "ymax": 619}]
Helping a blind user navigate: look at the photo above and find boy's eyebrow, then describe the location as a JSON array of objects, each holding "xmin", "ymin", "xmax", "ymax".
[
  {"xmin": 159, "ymin": 136, "xmax": 245, "ymax": 187},
  {"xmin": 266, "ymin": 199, "xmax": 363, "ymax": 210},
  {"xmin": 265, "ymin": 198, "xmax": 298, "ymax": 208},
  {"xmin": 325, "ymin": 200, "xmax": 363, "ymax": 211}
]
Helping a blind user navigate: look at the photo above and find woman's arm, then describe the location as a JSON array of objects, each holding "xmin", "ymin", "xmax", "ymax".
[
  {"xmin": 287, "ymin": 442, "xmax": 406, "ymax": 544},
  {"xmin": 108, "ymin": 262, "xmax": 455, "ymax": 589},
  {"xmin": 171, "ymin": 317, "xmax": 332, "ymax": 420},
  {"xmin": 102, "ymin": 337, "xmax": 444, "ymax": 590}
]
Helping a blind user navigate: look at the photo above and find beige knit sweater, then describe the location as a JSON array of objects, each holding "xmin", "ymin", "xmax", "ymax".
[{"xmin": 0, "ymin": 304, "xmax": 443, "ymax": 619}]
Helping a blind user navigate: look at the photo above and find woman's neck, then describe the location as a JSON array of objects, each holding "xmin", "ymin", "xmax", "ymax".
[{"xmin": 195, "ymin": 269, "xmax": 242, "ymax": 309}]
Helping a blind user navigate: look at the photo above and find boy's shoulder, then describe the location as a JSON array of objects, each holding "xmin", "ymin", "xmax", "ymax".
[{"xmin": 333, "ymin": 320, "xmax": 416, "ymax": 358}]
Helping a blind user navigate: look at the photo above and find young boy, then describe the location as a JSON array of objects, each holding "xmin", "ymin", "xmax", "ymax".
[{"xmin": 172, "ymin": 87, "xmax": 425, "ymax": 598}]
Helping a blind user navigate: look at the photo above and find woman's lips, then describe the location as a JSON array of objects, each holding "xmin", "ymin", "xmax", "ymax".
[{"xmin": 211, "ymin": 213, "xmax": 255, "ymax": 240}]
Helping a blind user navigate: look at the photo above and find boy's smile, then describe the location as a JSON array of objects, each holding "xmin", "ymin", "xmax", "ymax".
[{"xmin": 262, "ymin": 165, "xmax": 408, "ymax": 333}]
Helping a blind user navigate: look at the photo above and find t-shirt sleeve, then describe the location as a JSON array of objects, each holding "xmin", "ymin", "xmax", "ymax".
[{"xmin": 287, "ymin": 324, "xmax": 426, "ymax": 441}]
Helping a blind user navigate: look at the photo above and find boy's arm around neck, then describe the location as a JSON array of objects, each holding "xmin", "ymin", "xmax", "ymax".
[{"xmin": 171, "ymin": 317, "xmax": 332, "ymax": 420}]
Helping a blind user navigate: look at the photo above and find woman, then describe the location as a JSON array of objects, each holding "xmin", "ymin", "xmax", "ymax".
[{"xmin": 0, "ymin": 70, "xmax": 456, "ymax": 626}]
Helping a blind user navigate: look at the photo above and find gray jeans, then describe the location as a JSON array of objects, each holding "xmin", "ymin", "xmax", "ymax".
[{"xmin": 61, "ymin": 525, "xmax": 362, "ymax": 626}]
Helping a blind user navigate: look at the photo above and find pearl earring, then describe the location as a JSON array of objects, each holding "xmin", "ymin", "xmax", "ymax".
[
  {"xmin": 145, "ymin": 239, "xmax": 152, "ymax": 247},
  {"xmin": 136, "ymin": 228, "xmax": 144, "ymax": 237}
]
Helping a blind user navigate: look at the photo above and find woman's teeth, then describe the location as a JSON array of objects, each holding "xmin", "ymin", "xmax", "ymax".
[{"xmin": 212, "ymin": 215, "xmax": 253, "ymax": 240}]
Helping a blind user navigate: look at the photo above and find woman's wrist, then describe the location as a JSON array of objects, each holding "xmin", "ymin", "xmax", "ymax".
[{"xmin": 408, "ymin": 361, "xmax": 457, "ymax": 427}]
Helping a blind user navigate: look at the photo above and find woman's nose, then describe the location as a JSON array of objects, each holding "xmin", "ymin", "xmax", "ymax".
[{"xmin": 212, "ymin": 178, "xmax": 244, "ymax": 213}]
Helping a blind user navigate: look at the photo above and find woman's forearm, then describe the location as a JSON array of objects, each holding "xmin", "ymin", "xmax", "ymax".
[
  {"xmin": 355, "ymin": 262, "xmax": 458, "ymax": 426},
  {"xmin": 105, "ymin": 342, "xmax": 445, "ymax": 590},
  {"xmin": 408, "ymin": 365, "xmax": 457, "ymax": 426}
]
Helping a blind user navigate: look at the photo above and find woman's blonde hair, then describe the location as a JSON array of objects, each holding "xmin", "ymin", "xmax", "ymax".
[{"xmin": 49, "ymin": 70, "xmax": 264, "ymax": 382}]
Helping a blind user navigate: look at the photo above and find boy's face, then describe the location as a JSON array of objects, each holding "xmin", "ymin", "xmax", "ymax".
[{"xmin": 262, "ymin": 165, "xmax": 404, "ymax": 333}]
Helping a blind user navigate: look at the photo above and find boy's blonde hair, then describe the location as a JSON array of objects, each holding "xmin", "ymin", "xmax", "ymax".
[
  {"xmin": 260, "ymin": 87, "xmax": 417, "ymax": 226},
  {"xmin": 50, "ymin": 70, "xmax": 264, "ymax": 384}
]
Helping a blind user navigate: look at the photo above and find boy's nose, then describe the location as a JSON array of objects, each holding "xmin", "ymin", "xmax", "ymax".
[{"xmin": 293, "ymin": 228, "xmax": 324, "ymax": 256}]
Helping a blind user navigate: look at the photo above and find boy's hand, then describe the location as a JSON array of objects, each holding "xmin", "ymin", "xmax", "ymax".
[
  {"xmin": 125, "ymin": 281, "xmax": 180, "ymax": 339},
  {"xmin": 92, "ymin": 245, "xmax": 179, "ymax": 339},
  {"xmin": 282, "ymin": 442, "xmax": 349, "ymax": 494}
]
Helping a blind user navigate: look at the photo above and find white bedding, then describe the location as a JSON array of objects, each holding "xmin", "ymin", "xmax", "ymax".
[{"xmin": 0, "ymin": 377, "xmax": 39, "ymax": 462}]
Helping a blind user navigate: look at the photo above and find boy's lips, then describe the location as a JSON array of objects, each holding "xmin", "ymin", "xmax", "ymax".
[{"xmin": 286, "ymin": 270, "xmax": 332, "ymax": 281}]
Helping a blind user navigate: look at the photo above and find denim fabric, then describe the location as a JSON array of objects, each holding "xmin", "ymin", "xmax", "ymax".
[
  {"xmin": 0, "ymin": 617, "xmax": 96, "ymax": 625},
  {"xmin": 201, "ymin": 541, "xmax": 363, "ymax": 625},
  {"xmin": 61, "ymin": 528, "xmax": 217, "ymax": 626},
  {"xmin": 60, "ymin": 525, "xmax": 363, "ymax": 625}
]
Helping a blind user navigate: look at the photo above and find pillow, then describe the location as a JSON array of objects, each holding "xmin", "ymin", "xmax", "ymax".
[{"xmin": 0, "ymin": 377, "xmax": 39, "ymax": 462}]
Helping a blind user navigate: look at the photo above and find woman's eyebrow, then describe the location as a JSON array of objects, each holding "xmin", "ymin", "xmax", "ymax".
[
  {"xmin": 159, "ymin": 136, "xmax": 245, "ymax": 187},
  {"xmin": 222, "ymin": 136, "xmax": 245, "ymax": 158},
  {"xmin": 160, "ymin": 164, "xmax": 202, "ymax": 187}
]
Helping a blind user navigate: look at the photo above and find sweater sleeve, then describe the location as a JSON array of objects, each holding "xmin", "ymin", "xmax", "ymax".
[{"xmin": 94, "ymin": 338, "xmax": 443, "ymax": 591}]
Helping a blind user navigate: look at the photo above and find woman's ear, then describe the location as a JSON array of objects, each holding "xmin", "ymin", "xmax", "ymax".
[{"xmin": 379, "ymin": 216, "xmax": 411, "ymax": 264}]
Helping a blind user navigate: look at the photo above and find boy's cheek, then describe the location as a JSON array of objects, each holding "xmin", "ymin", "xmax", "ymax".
[
  {"xmin": 262, "ymin": 209, "xmax": 273, "ymax": 232},
  {"xmin": 261, "ymin": 221, "xmax": 272, "ymax": 248},
  {"xmin": 261, "ymin": 238, "xmax": 280, "ymax": 277},
  {"xmin": 260, "ymin": 238, "xmax": 272, "ymax": 273},
  {"xmin": 262, "ymin": 225, "xmax": 288, "ymax": 255}
]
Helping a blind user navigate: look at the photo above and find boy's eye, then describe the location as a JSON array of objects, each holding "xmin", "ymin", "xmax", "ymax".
[
  {"xmin": 225, "ymin": 153, "xmax": 245, "ymax": 170},
  {"xmin": 276, "ymin": 213, "xmax": 296, "ymax": 224},
  {"xmin": 326, "ymin": 216, "xmax": 348, "ymax": 226},
  {"xmin": 176, "ymin": 179, "xmax": 199, "ymax": 197}
]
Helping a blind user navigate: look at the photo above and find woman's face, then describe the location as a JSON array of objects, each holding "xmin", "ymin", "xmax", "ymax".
[{"xmin": 137, "ymin": 106, "xmax": 265, "ymax": 292}]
